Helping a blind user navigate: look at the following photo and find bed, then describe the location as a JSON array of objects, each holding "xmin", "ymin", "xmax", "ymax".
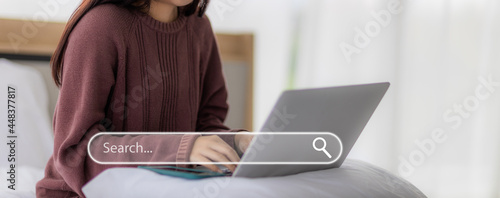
[{"xmin": 0, "ymin": 18, "xmax": 426, "ymax": 198}]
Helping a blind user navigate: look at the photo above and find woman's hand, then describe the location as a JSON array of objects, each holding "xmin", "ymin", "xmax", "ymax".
[
  {"xmin": 235, "ymin": 132, "xmax": 254, "ymax": 155},
  {"xmin": 190, "ymin": 135, "xmax": 240, "ymax": 173}
]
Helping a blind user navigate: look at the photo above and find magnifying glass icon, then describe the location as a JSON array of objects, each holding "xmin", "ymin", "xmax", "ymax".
[{"xmin": 313, "ymin": 137, "xmax": 332, "ymax": 158}]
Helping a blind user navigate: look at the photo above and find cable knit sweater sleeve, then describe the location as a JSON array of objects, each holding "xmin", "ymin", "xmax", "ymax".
[{"xmin": 46, "ymin": 7, "xmax": 122, "ymax": 197}]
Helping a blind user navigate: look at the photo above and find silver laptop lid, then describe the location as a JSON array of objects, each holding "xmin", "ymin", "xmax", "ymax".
[{"xmin": 234, "ymin": 82, "xmax": 390, "ymax": 177}]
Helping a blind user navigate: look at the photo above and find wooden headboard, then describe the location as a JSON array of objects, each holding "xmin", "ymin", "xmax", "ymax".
[
  {"xmin": 0, "ymin": 18, "xmax": 254, "ymax": 130},
  {"xmin": 0, "ymin": 18, "xmax": 64, "ymax": 60}
]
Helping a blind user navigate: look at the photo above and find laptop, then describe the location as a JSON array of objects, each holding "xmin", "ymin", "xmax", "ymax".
[{"xmin": 231, "ymin": 82, "xmax": 390, "ymax": 177}]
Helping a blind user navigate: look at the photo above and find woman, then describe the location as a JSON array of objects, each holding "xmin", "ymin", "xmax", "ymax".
[{"xmin": 36, "ymin": 0, "xmax": 250, "ymax": 197}]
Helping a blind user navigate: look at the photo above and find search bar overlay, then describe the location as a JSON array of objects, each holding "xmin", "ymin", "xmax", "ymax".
[{"xmin": 87, "ymin": 132, "xmax": 342, "ymax": 165}]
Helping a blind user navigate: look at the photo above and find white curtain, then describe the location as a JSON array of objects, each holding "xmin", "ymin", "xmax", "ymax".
[{"xmin": 294, "ymin": 0, "xmax": 500, "ymax": 197}]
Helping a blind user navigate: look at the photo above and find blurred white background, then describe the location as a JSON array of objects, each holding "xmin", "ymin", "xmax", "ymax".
[{"xmin": 2, "ymin": 0, "xmax": 500, "ymax": 197}]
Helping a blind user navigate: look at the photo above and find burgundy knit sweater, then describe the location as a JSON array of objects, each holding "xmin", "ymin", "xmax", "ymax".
[{"xmin": 36, "ymin": 4, "xmax": 242, "ymax": 197}]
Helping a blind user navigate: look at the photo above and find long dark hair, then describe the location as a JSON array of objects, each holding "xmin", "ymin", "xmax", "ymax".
[{"xmin": 51, "ymin": 0, "xmax": 208, "ymax": 87}]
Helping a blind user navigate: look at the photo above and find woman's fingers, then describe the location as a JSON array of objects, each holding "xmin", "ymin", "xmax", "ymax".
[
  {"xmin": 190, "ymin": 154, "xmax": 221, "ymax": 172},
  {"xmin": 189, "ymin": 135, "xmax": 240, "ymax": 173},
  {"xmin": 200, "ymin": 148, "xmax": 236, "ymax": 172},
  {"xmin": 209, "ymin": 138, "xmax": 241, "ymax": 163}
]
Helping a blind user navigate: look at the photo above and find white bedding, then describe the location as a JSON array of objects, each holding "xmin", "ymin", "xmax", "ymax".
[{"xmin": 83, "ymin": 159, "xmax": 426, "ymax": 198}]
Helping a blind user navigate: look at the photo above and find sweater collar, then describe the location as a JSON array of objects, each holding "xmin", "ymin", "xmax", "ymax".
[{"xmin": 134, "ymin": 9, "xmax": 187, "ymax": 33}]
